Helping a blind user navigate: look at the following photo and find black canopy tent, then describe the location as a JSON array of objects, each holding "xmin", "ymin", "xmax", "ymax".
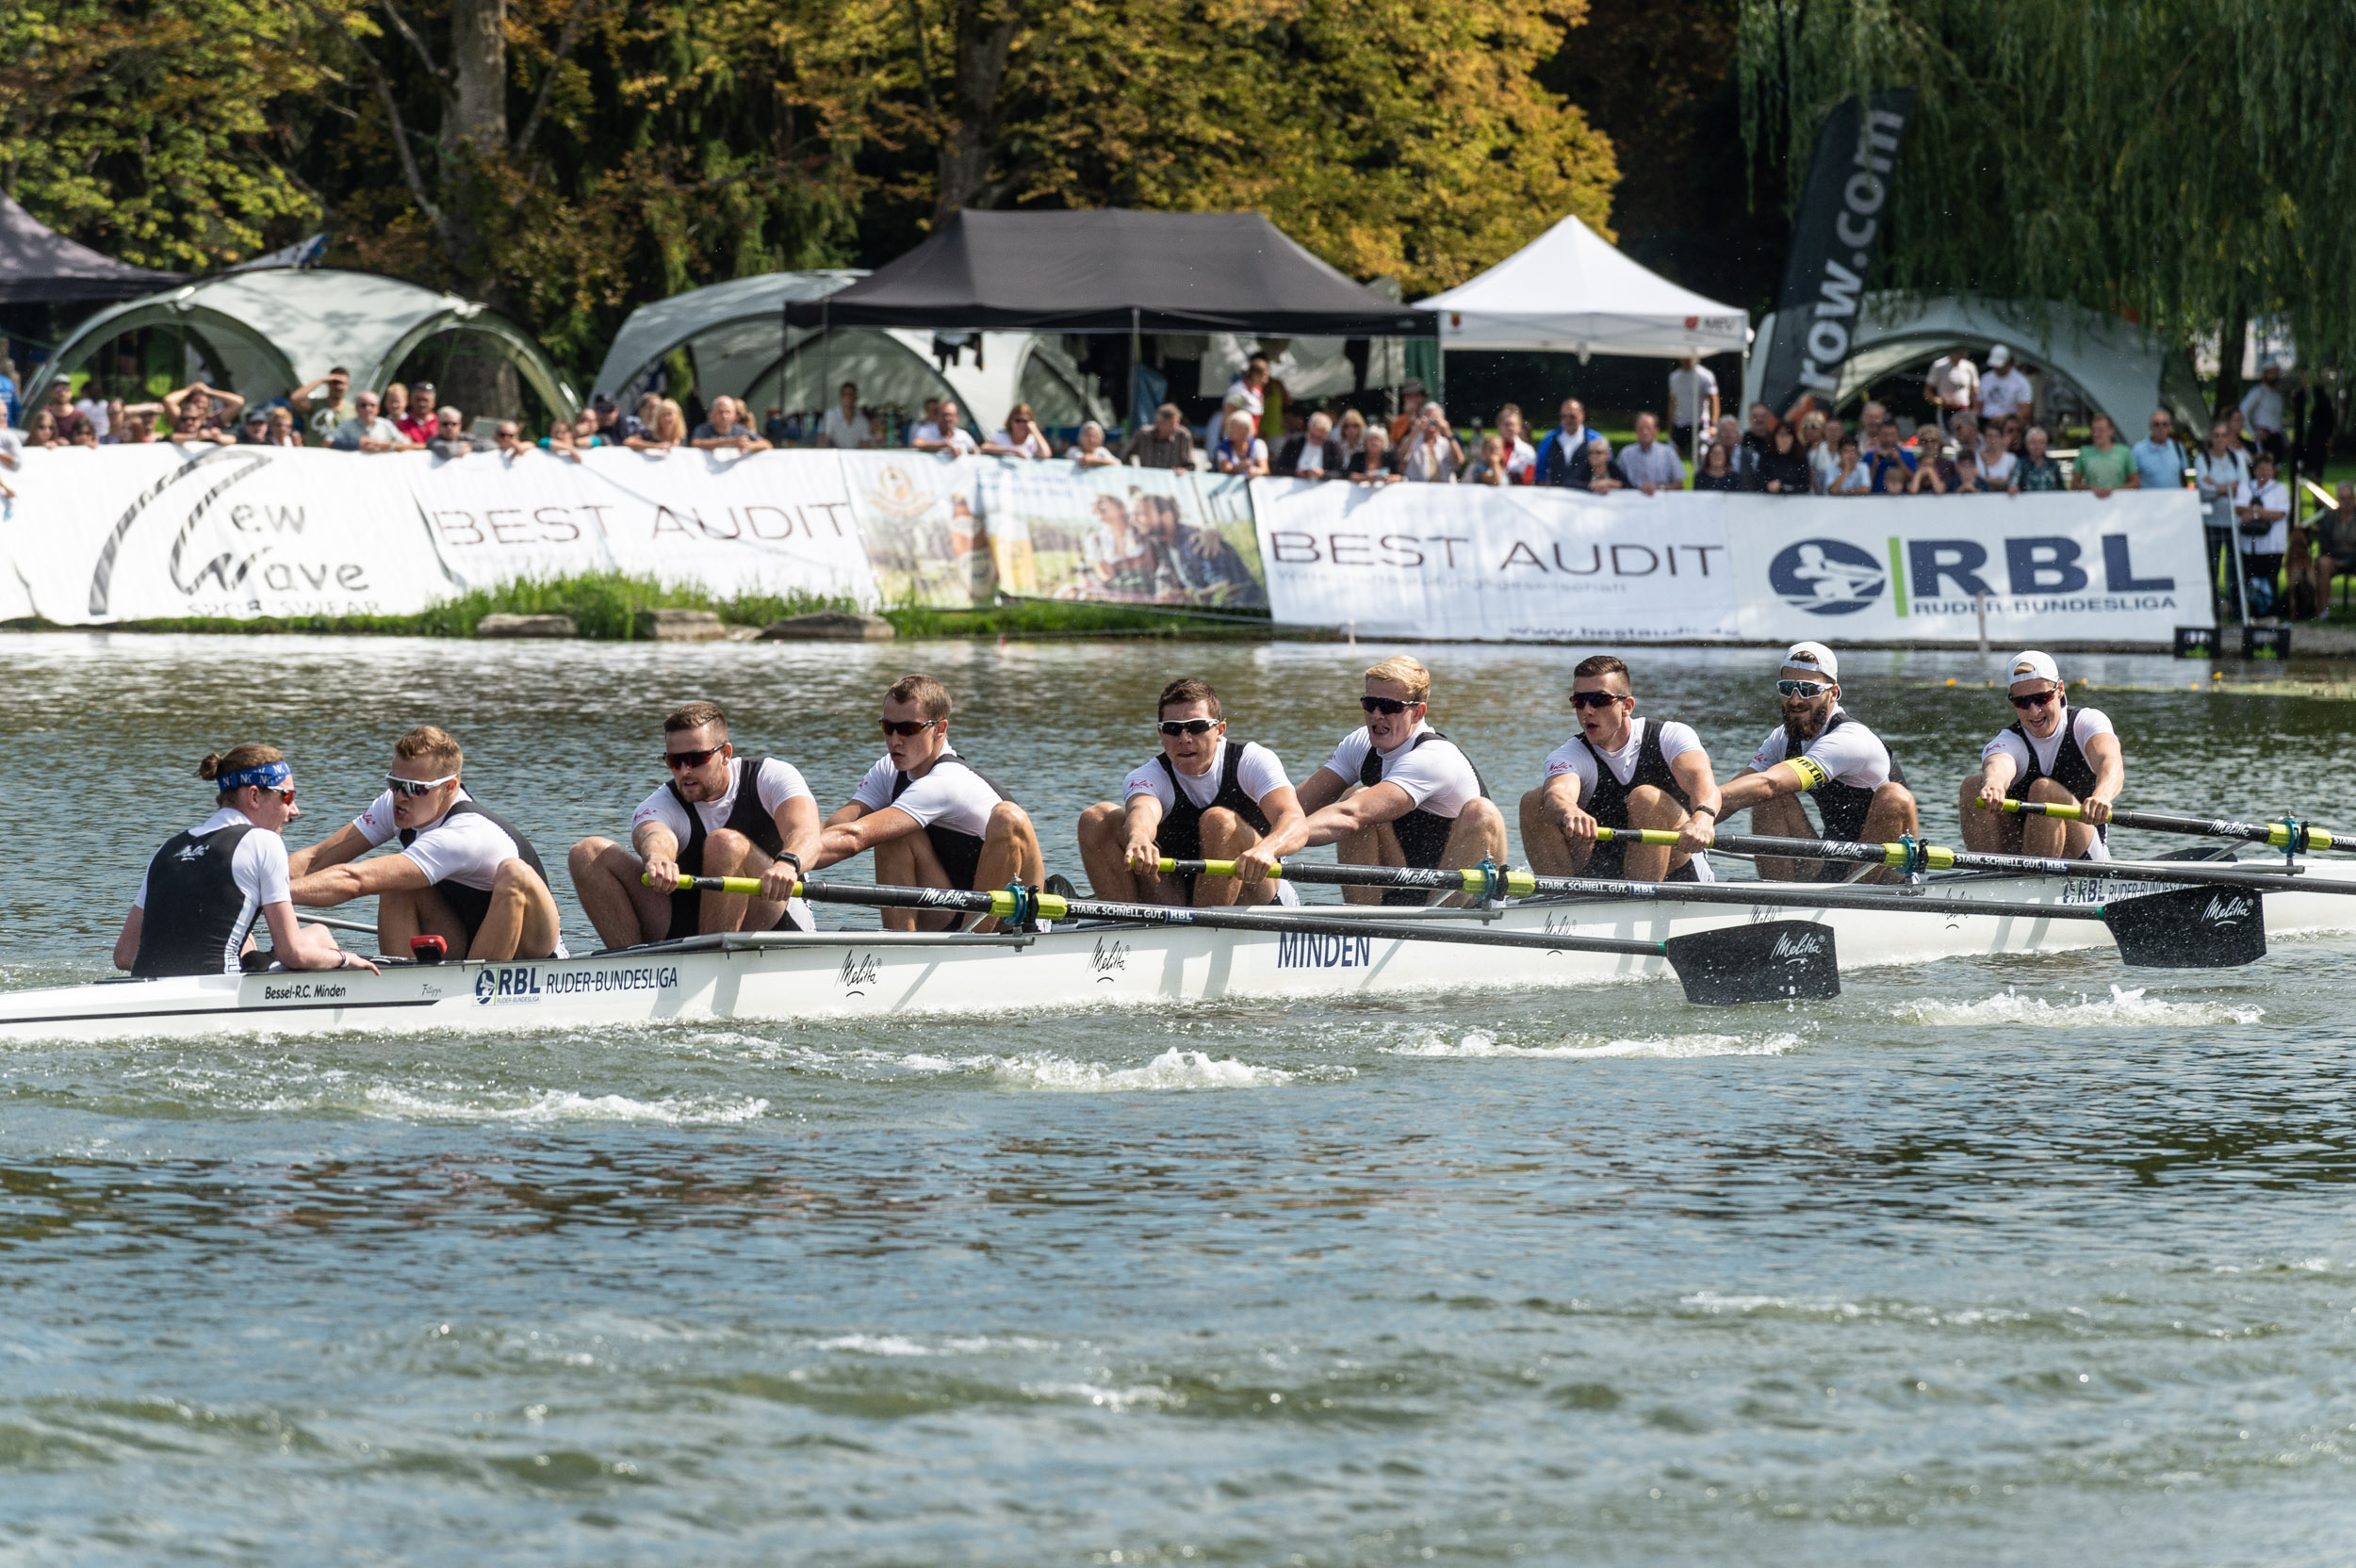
[
  {"xmin": 785, "ymin": 209, "xmax": 1433, "ymax": 422},
  {"xmin": 0, "ymin": 194, "xmax": 185, "ymax": 304}
]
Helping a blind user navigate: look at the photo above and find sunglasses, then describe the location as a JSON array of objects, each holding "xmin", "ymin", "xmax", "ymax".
[
  {"xmin": 1569, "ymin": 691, "xmax": 1626, "ymax": 710},
  {"xmin": 1775, "ymin": 678, "xmax": 1832, "ymax": 698},
  {"xmin": 1158, "ymin": 718, "xmax": 1219, "ymax": 736},
  {"xmin": 664, "ymin": 746, "xmax": 723, "ymax": 770},
  {"xmin": 1360, "ymin": 696, "xmax": 1415, "ymax": 715},
  {"xmin": 880, "ymin": 718, "xmax": 941, "ymax": 737},
  {"xmin": 2009, "ymin": 687, "xmax": 2061, "ymax": 710},
  {"xmin": 384, "ymin": 773, "xmax": 458, "ymax": 797}
]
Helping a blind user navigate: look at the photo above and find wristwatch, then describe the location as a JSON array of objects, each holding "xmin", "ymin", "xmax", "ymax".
[{"xmin": 777, "ymin": 852, "xmax": 805, "ymax": 876}]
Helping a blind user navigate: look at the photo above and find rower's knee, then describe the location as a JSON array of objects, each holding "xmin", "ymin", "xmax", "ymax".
[
  {"xmin": 1625, "ymin": 784, "xmax": 1683, "ymax": 829},
  {"xmin": 1457, "ymin": 794, "xmax": 1505, "ymax": 844},
  {"xmin": 1197, "ymin": 807, "xmax": 1256, "ymax": 857},
  {"xmin": 701, "ymin": 827, "xmax": 756, "ymax": 871},
  {"xmin": 1076, "ymin": 801, "xmax": 1123, "ymax": 845},
  {"xmin": 2023, "ymin": 777, "xmax": 2074, "ymax": 806},
  {"xmin": 1518, "ymin": 787, "xmax": 1552, "ymax": 837},
  {"xmin": 987, "ymin": 800, "xmax": 1035, "ymax": 842},
  {"xmin": 1956, "ymin": 773, "xmax": 1988, "ymax": 808},
  {"xmin": 491, "ymin": 858, "xmax": 546, "ymax": 903},
  {"xmin": 569, "ymin": 837, "xmax": 616, "ymax": 876}
]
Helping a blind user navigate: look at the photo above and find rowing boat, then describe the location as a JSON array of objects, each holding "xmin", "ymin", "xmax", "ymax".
[{"xmin": 6, "ymin": 852, "xmax": 2351, "ymax": 1042}]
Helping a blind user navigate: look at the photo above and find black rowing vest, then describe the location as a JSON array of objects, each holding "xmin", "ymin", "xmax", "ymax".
[
  {"xmin": 1360, "ymin": 728, "xmax": 1488, "ymax": 905},
  {"xmin": 132, "ymin": 823, "xmax": 264, "ymax": 977},
  {"xmin": 2002, "ymin": 709, "xmax": 2107, "ymax": 841},
  {"xmin": 889, "ymin": 753, "xmax": 1007, "ymax": 890},
  {"xmin": 668, "ymin": 756, "xmax": 789, "ymax": 935},
  {"xmin": 1155, "ymin": 741, "xmax": 1271, "ymax": 861},
  {"xmin": 1579, "ymin": 718, "xmax": 1701, "ymax": 884},
  {"xmin": 400, "ymin": 797, "xmax": 548, "ymax": 941},
  {"xmin": 1779, "ymin": 710, "xmax": 1907, "ymax": 844}
]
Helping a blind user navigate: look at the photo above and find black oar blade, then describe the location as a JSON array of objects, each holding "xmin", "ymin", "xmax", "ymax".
[
  {"xmin": 1661, "ymin": 920, "xmax": 1841, "ymax": 1006},
  {"xmin": 2103, "ymin": 885, "xmax": 2267, "ymax": 968}
]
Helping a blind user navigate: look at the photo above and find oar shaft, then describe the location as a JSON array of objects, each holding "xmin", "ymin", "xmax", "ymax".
[
  {"xmin": 1999, "ymin": 799, "xmax": 2341, "ymax": 851},
  {"xmin": 297, "ymin": 913, "xmax": 379, "ymax": 937},
  {"xmin": 1597, "ymin": 827, "xmax": 2347, "ymax": 894}
]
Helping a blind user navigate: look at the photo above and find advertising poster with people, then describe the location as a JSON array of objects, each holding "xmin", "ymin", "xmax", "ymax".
[
  {"xmin": 976, "ymin": 463, "xmax": 1267, "ymax": 608},
  {"xmin": 835, "ymin": 450, "xmax": 991, "ymax": 608}
]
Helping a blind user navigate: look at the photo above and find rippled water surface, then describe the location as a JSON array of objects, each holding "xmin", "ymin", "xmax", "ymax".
[{"xmin": 3, "ymin": 632, "xmax": 2354, "ymax": 1564}]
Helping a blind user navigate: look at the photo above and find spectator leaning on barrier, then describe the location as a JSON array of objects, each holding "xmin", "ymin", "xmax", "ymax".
[
  {"xmin": 1742, "ymin": 402, "xmax": 1777, "ymax": 464},
  {"xmin": 2010, "ymin": 427, "xmax": 2066, "ymax": 493},
  {"xmin": 1212, "ymin": 410, "xmax": 1269, "ymax": 476},
  {"xmin": 165, "ymin": 384, "xmax": 241, "ymax": 446},
  {"xmin": 1333, "ymin": 408, "xmax": 1367, "ymax": 466},
  {"xmin": 909, "ymin": 398, "xmax": 977, "ymax": 455},
  {"xmin": 331, "ymin": 391, "xmax": 403, "ymax": 452},
  {"xmin": 694, "ymin": 395, "xmax": 773, "ymax": 454},
  {"xmin": 493, "ymin": 421, "xmax": 529, "ymax": 462},
  {"xmin": 1275, "ymin": 410, "xmax": 1345, "ymax": 479},
  {"xmin": 41, "ymin": 377, "xmax": 74, "ymax": 430},
  {"xmin": 1709, "ymin": 415, "xmax": 1759, "ymax": 490},
  {"xmin": 1978, "ymin": 345, "xmax": 2033, "ymax": 424},
  {"xmin": 2235, "ymin": 452, "xmax": 2290, "ymax": 616},
  {"xmin": 2131, "ymin": 411, "xmax": 2189, "ymax": 494},
  {"xmin": 1693, "ymin": 439, "xmax": 1742, "ymax": 492},
  {"xmin": 1536, "ymin": 399, "xmax": 1606, "ymax": 488},
  {"xmin": 1464, "ymin": 433, "xmax": 1512, "ymax": 486},
  {"xmin": 1759, "ymin": 422, "xmax": 1811, "ymax": 494},
  {"xmin": 1582, "ymin": 441, "xmax": 1622, "ymax": 493},
  {"xmin": 426, "ymin": 406, "xmax": 489, "ymax": 459},
  {"xmin": 2073, "ymin": 412, "xmax": 2135, "ymax": 497},
  {"xmin": 1950, "ymin": 449, "xmax": 1993, "ymax": 494},
  {"xmin": 1910, "ymin": 439, "xmax": 1960, "ymax": 494},
  {"xmin": 383, "ymin": 383, "xmax": 422, "ymax": 446},
  {"xmin": 1070, "ymin": 421, "xmax": 1120, "ymax": 468},
  {"xmin": 1829, "ymin": 435, "xmax": 1872, "ymax": 495},
  {"xmin": 1349, "ymin": 426, "xmax": 1398, "ymax": 482},
  {"xmin": 983, "ymin": 403, "xmax": 1052, "ymax": 460},
  {"xmin": 236, "ymin": 406, "xmax": 270, "ymax": 444},
  {"xmin": 2240, "ymin": 361, "xmax": 2287, "ymax": 460},
  {"xmin": 1865, "ymin": 420, "xmax": 1914, "ymax": 492},
  {"xmin": 1976, "ymin": 422, "xmax": 2017, "ymax": 487},
  {"xmin": 24, "ymin": 410, "xmax": 63, "ymax": 449},
  {"xmin": 1120, "ymin": 403, "xmax": 1195, "ymax": 471},
  {"xmin": 1617, "ymin": 413, "xmax": 1685, "ymax": 495},
  {"xmin": 293, "ymin": 368, "xmax": 352, "ymax": 443}
]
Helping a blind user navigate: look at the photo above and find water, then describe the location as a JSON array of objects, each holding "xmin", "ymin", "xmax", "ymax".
[{"xmin": 3, "ymin": 632, "xmax": 2354, "ymax": 1563}]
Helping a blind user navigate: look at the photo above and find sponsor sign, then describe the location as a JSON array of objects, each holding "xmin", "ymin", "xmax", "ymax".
[
  {"xmin": 979, "ymin": 463, "xmax": 1264, "ymax": 608},
  {"xmin": 836, "ymin": 451, "xmax": 991, "ymax": 608},
  {"xmin": 472, "ymin": 961, "xmax": 681, "ymax": 1004}
]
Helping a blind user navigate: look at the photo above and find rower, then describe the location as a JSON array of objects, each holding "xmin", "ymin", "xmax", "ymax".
[
  {"xmin": 567, "ymin": 701, "xmax": 822, "ymax": 947},
  {"xmin": 289, "ymin": 726, "xmax": 565, "ymax": 959},
  {"xmin": 1075, "ymin": 677, "xmax": 1305, "ymax": 906},
  {"xmin": 113, "ymin": 745, "xmax": 379, "ymax": 978},
  {"xmin": 1285, "ymin": 655, "xmax": 1506, "ymax": 906},
  {"xmin": 1715, "ymin": 641, "xmax": 1919, "ymax": 881},
  {"xmin": 814, "ymin": 674, "xmax": 1044, "ymax": 931},
  {"xmin": 1519, "ymin": 653, "xmax": 1720, "ymax": 883},
  {"xmin": 1961, "ymin": 649, "xmax": 2122, "ymax": 860}
]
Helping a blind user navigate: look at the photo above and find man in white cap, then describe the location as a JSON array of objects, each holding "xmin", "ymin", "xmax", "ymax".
[
  {"xmin": 1977, "ymin": 345, "xmax": 2034, "ymax": 425},
  {"xmin": 1714, "ymin": 642, "xmax": 1917, "ymax": 881},
  {"xmin": 1959, "ymin": 650, "xmax": 2122, "ymax": 860}
]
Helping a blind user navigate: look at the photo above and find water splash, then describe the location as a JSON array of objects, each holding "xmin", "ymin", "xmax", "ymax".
[
  {"xmin": 1893, "ymin": 985, "xmax": 2263, "ymax": 1027},
  {"xmin": 1390, "ymin": 1030, "xmax": 1800, "ymax": 1060}
]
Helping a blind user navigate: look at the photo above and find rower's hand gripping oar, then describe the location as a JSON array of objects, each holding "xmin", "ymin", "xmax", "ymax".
[
  {"xmin": 1595, "ymin": 828, "xmax": 2271, "ymax": 969},
  {"xmin": 1992, "ymin": 798, "xmax": 2341, "ymax": 856},
  {"xmin": 650, "ymin": 874, "xmax": 1841, "ymax": 1006}
]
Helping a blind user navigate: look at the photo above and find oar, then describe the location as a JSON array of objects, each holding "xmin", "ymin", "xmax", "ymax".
[
  {"xmin": 653, "ymin": 874, "xmax": 1839, "ymax": 1006},
  {"xmin": 1597, "ymin": 827, "xmax": 2282, "ymax": 967},
  {"xmin": 1993, "ymin": 798, "xmax": 2344, "ymax": 853},
  {"xmin": 1163, "ymin": 858, "xmax": 2254, "ymax": 971},
  {"xmin": 298, "ymin": 913, "xmax": 379, "ymax": 937}
]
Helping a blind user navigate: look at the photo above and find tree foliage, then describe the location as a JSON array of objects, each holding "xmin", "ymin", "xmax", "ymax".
[{"xmin": 1738, "ymin": 0, "xmax": 2356, "ymax": 370}]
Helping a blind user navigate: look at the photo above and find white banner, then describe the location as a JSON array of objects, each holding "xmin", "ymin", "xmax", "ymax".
[
  {"xmin": 1252, "ymin": 482, "xmax": 2213, "ymax": 645},
  {"xmin": 1250, "ymin": 480, "xmax": 1740, "ymax": 641}
]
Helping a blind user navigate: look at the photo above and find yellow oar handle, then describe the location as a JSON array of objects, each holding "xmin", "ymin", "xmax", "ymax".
[
  {"xmin": 1993, "ymin": 799, "xmax": 2086, "ymax": 821},
  {"xmin": 646, "ymin": 871, "xmax": 1073, "ymax": 922},
  {"xmin": 644, "ymin": 873, "xmax": 792, "ymax": 897},
  {"xmin": 1170, "ymin": 858, "xmax": 1540, "ymax": 896},
  {"xmin": 1165, "ymin": 858, "xmax": 1285, "ymax": 879}
]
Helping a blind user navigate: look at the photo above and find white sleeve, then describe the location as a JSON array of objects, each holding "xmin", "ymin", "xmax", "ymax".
[
  {"xmin": 753, "ymin": 758, "xmax": 813, "ymax": 815},
  {"xmin": 1747, "ymin": 725, "xmax": 1791, "ymax": 775},
  {"xmin": 1653, "ymin": 721, "xmax": 1704, "ymax": 765},
  {"xmin": 1236, "ymin": 743, "xmax": 1292, "ymax": 804},
  {"xmin": 890, "ymin": 766, "xmax": 1000, "ymax": 835},
  {"xmin": 1321, "ymin": 728, "xmax": 1373, "ymax": 785},
  {"xmin": 351, "ymin": 790, "xmax": 401, "ymax": 847},
  {"xmin": 1123, "ymin": 758, "xmax": 1177, "ymax": 810},
  {"xmin": 2072, "ymin": 709, "xmax": 2115, "ymax": 745},
  {"xmin": 1542, "ymin": 740, "xmax": 1600, "ymax": 808},
  {"xmin": 232, "ymin": 829, "xmax": 292, "ymax": 906},
  {"xmin": 850, "ymin": 757, "xmax": 899, "ymax": 811},
  {"xmin": 1384, "ymin": 741, "xmax": 1479, "ymax": 815},
  {"xmin": 1800, "ymin": 722, "xmax": 1890, "ymax": 789},
  {"xmin": 1982, "ymin": 729, "xmax": 2032, "ymax": 771},
  {"xmin": 2233, "ymin": 481, "xmax": 2254, "ymax": 507},
  {"xmin": 402, "ymin": 811, "xmax": 518, "ymax": 890},
  {"xmin": 629, "ymin": 783, "xmax": 691, "ymax": 841}
]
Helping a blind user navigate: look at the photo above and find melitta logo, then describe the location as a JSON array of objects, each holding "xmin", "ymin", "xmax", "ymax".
[
  {"xmin": 2201, "ymin": 894, "xmax": 2253, "ymax": 925},
  {"xmin": 1770, "ymin": 930, "xmax": 1828, "ymax": 960},
  {"xmin": 1769, "ymin": 539, "xmax": 1886, "ymax": 615}
]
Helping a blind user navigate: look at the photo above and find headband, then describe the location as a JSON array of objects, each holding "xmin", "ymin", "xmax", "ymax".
[{"xmin": 217, "ymin": 760, "xmax": 293, "ymax": 792}]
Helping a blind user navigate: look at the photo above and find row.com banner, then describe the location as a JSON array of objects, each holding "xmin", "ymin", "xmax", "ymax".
[{"xmin": 1251, "ymin": 481, "xmax": 2210, "ymax": 644}]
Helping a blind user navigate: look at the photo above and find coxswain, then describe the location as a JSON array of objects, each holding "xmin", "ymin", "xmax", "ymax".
[
  {"xmin": 1714, "ymin": 641, "xmax": 1920, "ymax": 881},
  {"xmin": 1960, "ymin": 649, "xmax": 2122, "ymax": 859},
  {"xmin": 1519, "ymin": 653, "xmax": 1720, "ymax": 883},
  {"xmin": 1075, "ymin": 677, "xmax": 1305, "ymax": 906},
  {"xmin": 289, "ymin": 726, "xmax": 564, "ymax": 959},
  {"xmin": 567, "ymin": 701, "xmax": 822, "ymax": 947},
  {"xmin": 1283, "ymin": 656, "xmax": 1507, "ymax": 906},
  {"xmin": 114, "ymin": 745, "xmax": 378, "ymax": 978},
  {"xmin": 814, "ymin": 674, "xmax": 1044, "ymax": 931}
]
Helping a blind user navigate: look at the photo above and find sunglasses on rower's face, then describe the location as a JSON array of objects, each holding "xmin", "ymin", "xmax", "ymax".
[
  {"xmin": 880, "ymin": 718, "xmax": 940, "ymax": 737},
  {"xmin": 1360, "ymin": 696, "xmax": 1415, "ymax": 715},
  {"xmin": 1775, "ymin": 678, "xmax": 1832, "ymax": 698},
  {"xmin": 2010, "ymin": 687, "xmax": 2061, "ymax": 710},
  {"xmin": 1158, "ymin": 718, "xmax": 1218, "ymax": 736},
  {"xmin": 664, "ymin": 746, "xmax": 723, "ymax": 770},
  {"xmin": 385, "ymin": 773, "xmax": 458, "ymax": 797},
  {"xmin": 1569, "ymin": 690, "xmax": 1626, "ymax": 710}
]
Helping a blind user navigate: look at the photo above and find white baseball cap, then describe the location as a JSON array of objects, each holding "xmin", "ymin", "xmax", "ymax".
[
  {"xmin": 1782, "ymin": 641, "xmax": 1839, "ymax": 681},
  {"xmin": 2006, "ymin": 649, "xmax": 2061, "ymax": 687},
  {"xmin": 1988, "ymin": 344, "xmax": 2012, "ymax": 367}
]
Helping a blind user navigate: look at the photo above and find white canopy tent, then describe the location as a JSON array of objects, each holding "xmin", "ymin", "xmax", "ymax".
[{"xmin": 1415, "ymin": 216, "xmax": 1750, "ymax": 360}]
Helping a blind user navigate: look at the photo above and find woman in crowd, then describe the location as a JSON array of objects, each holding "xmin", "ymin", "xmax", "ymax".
[
  {"xmin": 628, "ymin": 399, "xmax": 689, "ymax": 452},
  {"xmin": 24, "ymin": 409, "xmax": 66, "ymax": 449},
  {"xmin": 1829, "ymin": 435, "xmax": 1873, "ymax": 495},
  {"xmin": 1348, "ymin": 425, "xmax": 1397, "ymax": 482},
  {"xmin": 1464, "ymin": 433, "xmax": 1512, "ymax": 485},
  {"xmin": 1692, "ymin": 440, "xmax": 1742, "ymax": 492},
  {"xmin": 1396, "ymin": 403, "xmax": 1462, "ymax": 482},
  {"xmin": 1334, "ymin": 408, "xmax": 1368, "ymax": 466},
  {"xmin": 1582, "ymin": 441, "xmax": 1622, "ymax": 493},
  {"xmin": 2009, "ymin": 426, "xmax": 2067, "ymax": 493},
  {"xmin": 384, "ymin": 384, "xmax": 427, "ymax": 447},
  {"xmin": 1069, "ymin": 421, "xmax": 1120, "ymax": 467},
  {"xmin": 983, "ymin": 403, "xmax": 1053, "ymax": 460},
  {"xmin": 1212, "ymin": 410, "xmax": 1269, "ymax": 476},
  {"xmin": 1976, "ymin": 422, "xmax": 2017, "ymax": 487},
  {"xmin": 1910, "ymin": 442, "xmax": 1961, "ymax": 494},
  {"xmin": 1759, "ymin": 421, "xmax": 1812, "ymax": 494},
  {"xmin": 62, "ymin": 413, "xmax": 100, "ymax": 448}
]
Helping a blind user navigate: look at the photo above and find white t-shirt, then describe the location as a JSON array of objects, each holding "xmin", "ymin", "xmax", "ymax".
[
  {"xmin": 1501, "ymin": 436, "xmax": 1537, "ymax": 479},
  {"xmin": 1977, "ymin": 447, "xmax": 2018, "ymax": 486},
  {"xmin": 1222, "ymin": 379, "xmax": 1265, "ymax": 420},
  {"xmin": 631, "ymin": 756, "xmax": 812, "ymax": 842},
  {"xmin": 74, "ymin": 397, "xmax": 111, "ymax": 439},
  {"xmin": 1927, "ymin": 355, "xmax": 1979, "ymax": 411},
  {"xmin": 134, "ymin": 807, "xmax": 289, "ymax": 910},
  {"xmin": 1978, "ymin": 368, "xmax": 2034, "ymax": 419},
  {"xmin": 1748, "ymin": 710, "xmax": 1894, "ymax": 792},
  {"xmin": 2233, "ymin": 478, "xmax": 2290, "ymax": 553},
  {"xmin": 2240, "ymin": 381, "xmax": 2285, "ymax": 434},
  {"xmin": 821, "ymin": 405, "xmax": 872, "ymax": 449},
  {"xmin": 990, "ymin": 429, "xmax": 1053, "ymax": 459},
  {"xmin": 910, "ymin": 421, "xmax": 977, "ymax": 455},
  {"xmin": 1982, "ymin": 707, "xmax": 2116, "ymax": 861},
  {"xmin": 1666, "ymin": 366, "xmax": 1717, "ymax": 426},
  {"xmin": 851, "ymin": 749, "xmax": 1003, "ymax": 839},
  {"xmin": 351, "ymin": 787, "xmax": 523, "ymax": 892},
  {"xmin": 1321, "ymin": 723, "xmax": 1481, "ymax": 821},
  {"xmin": 1542, "ymin": 719, "xmax": 1714, "ymax": 880}
]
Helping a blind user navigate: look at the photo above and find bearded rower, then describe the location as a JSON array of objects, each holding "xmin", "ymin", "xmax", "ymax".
[
  {"xmin": 1961, "ymin": 649, "xmax": 2121, "ymax": 860},
  {"xmin": 1076, "ymin": 677, "xmax": 1305, "ymax": 906},
  {"xmin": 568, "ymin": 702, "xmax": 822, "ymax": 947},
  {"xmin": 1519, "ymin": 654, "xmax": 1720, "ymax": 883},
  {"xmin": 114, "ymin": 745, "xmax": 377, "ymax": 978},
  {"xmin": 815, "ymin": 674, "xmax": 1045, "ymax": 931},
  {"xmin": 1715, "ymin": 641, "xmax": 1919, "ymax": 882},
  {"xmin": 289, "ymin": 726, "xmax": 565, "ymax": 959},
  {"xmin": 1286, "ymin": 656, "xmax": 1506, "ymax": 906}
]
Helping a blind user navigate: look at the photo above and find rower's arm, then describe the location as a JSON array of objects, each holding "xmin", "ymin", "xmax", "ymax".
[
  {"xmin": 1976, "ymin": 749, "xmax": 2020, "ymax": 809},
  {"xmin": 291, "ymin": 851, "xmax": 431, "ymax": 907},
  {"xmin": 1668, "ymin": 748, "xmax": 1723, "ymax": 849},
  {"xmin": 112, "ymin": 907, "xmax": 142, "ymax": 971},
  {"xmin": 814, "ymin": 804, "xmax": 917, "ymax": 868},
  {"xmin": 2084, "ymin": 731, "xmax": 2124, "ymax": 824},
  {"xmin": 1299, "ymin": 781, "xmax": 1415, "ymax": 848},
  {"xmin": 771, "ymin": 795, "xmax": 823, "ymax": 871},
  {"xmin": 1293, "ymin": 765, "xmax": 1349, "ymax": 814},
  {"xmin": 1716, "ymin": 763, "xmax": 1804, "ymax": 814},
  {"xmin": 286, "ymin": 820, "xmax": 373, "ymax": 880},
  {"xmin": 1232, "ymin": 786, "xmax": 1309, "ymax": 878}
]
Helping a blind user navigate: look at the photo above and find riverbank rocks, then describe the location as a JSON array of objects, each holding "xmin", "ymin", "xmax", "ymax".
[
  {"xmin": 760, "ymin": 611, "xmax": 896, "ymax": 642},
  {"xmin": 474, "ymin": 612, "xmax": 577, "ymax": 639},
  {"xmin": 634, "ymin": 609, "xmax": 730, "ymax": 641}
]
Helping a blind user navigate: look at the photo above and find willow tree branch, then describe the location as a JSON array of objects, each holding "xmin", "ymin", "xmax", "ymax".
[
  {"xmin": 376, "ymin": 0, "xmax": 451, "ymax": 89},
  {"xmin": 512, "ymin": 0, "xmax": 591, "ymax": 158}
]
